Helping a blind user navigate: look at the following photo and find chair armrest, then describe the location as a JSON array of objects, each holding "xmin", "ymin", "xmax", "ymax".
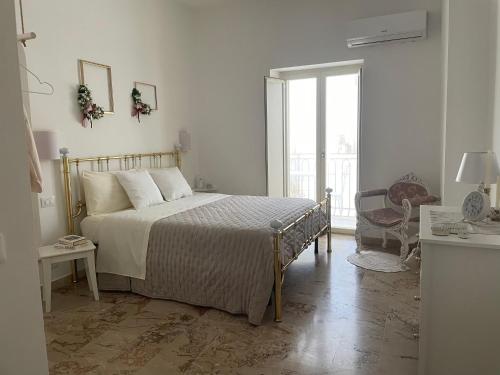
[
  {"xmin": 408, "ymin": 194, "xmax": 440, "ymax": 206},
  {"xmin": 355, "ymin": 189, "xmax": 388, "ymax": 214},
  {"xmin": 425, "ymin": 195, "xmax": 441, "ymax": 204},
  {"xmin": 358, "ymin": 189, "xmax": 388, "ymax": 198}
]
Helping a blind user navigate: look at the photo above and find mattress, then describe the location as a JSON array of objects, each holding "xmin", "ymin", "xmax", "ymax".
[
  {"xmin": 82, "ymin": 193, "xmax": 228, "ymax": 279},
  {"xmin": 98, "ymin": 194, "xmax": 325, "ymax": 324},
  {"xmin": 80, "ymin": 193, "xmax": 225, "ymax": 243}
]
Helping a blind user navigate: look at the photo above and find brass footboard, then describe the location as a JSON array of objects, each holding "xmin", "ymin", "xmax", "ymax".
[{"xmin": 270, "ymin": 188, "xmax": 332, "ymax": 322}]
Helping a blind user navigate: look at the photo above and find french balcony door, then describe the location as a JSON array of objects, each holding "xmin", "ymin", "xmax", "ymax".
[{"xmin": 265, "ymin": 64, "xmax": 361, "ymax": 230}]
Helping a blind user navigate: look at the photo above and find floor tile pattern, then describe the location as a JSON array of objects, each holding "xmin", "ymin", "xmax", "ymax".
[{"xmin": 44, "ymin": 235, "xmax": 419, "ymax": 374}]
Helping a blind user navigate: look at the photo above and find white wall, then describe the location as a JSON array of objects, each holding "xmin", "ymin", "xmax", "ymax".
[
  {"xmin": 22, "ymin": 0, "xmax": 197, "ymax": 279},
  {"xmin": 491, "ymin": 1, "xmax": 500, "ymax": 203},
  {"xmin": 192, "ymin": 0, "xmax": 443, "ymax": 197},
  {"xmin": 441, "ymin": 0, "xmax": 498, "ymax": 206},
  {"xmin": 0, "ymin": 0, "xmax": 48, "ymax": 373}
]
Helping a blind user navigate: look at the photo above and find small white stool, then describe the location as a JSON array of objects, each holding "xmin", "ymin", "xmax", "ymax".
[{"xmin": 38, "ymin": 241, "xmax": 99, "ymax": 313}]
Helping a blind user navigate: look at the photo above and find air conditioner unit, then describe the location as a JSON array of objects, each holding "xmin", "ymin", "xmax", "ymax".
[{"xmin": 346, "ymin": 10, "xmax": 427, "ymax": 48}]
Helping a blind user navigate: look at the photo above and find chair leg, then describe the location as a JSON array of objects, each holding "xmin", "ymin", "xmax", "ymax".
[
  {"xmin": 400, "ymin": 229, "xmax": 409, "ymax": 262},
  {"xmin": 42, "ymin": 260, "xmax": 52, "ymax": 313},
  {"xmin": 314, "ymin": 238, "xmax": 319, "ymax": 254},
  {"xmin": 355, "ymin": 223, "xmax": 362, "ymax": 253}
]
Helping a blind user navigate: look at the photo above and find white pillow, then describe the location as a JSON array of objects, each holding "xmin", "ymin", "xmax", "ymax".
[
  {"xmin": 82, "ymin": 171, "xmax": 132, "ymax": 215},
  {"xmin": 115, "ymin": 170, "xmax": 164, "ymax": 209},
  {"xmin": 149, "ymin": 167, "xmax": 193, "ymax": 201}
]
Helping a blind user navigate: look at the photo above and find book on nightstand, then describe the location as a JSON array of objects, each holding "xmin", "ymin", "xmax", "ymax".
[{"xmin": 55, "ymin": 235, "xmax": 88, "ymax": 249}]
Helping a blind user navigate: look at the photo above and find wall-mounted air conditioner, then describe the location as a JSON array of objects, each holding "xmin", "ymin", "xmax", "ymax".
[{"xmin": 346, "ymin": 10, "xmax": 427, "ymax": 48}]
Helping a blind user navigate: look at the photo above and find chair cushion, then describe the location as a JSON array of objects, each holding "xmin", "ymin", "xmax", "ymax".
[
  {"xmin": 388, "ymin": 182, "xmax": 428, "ymax": 206},
  {"xmin": 360, "ymin": 208, "xmax": 403, "ymax": 227}
]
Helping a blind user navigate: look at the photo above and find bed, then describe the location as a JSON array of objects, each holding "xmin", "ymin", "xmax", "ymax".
[{"xmin": 61, "ymin": 150, "xmax": 332, "ymax": 324}]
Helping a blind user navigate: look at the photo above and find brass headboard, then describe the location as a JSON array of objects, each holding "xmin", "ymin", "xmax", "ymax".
[{"xmin": 60, "ymin": 149, "xmax": 181, "ymax": 235}]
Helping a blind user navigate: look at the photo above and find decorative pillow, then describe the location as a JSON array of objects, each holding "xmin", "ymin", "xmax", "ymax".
[
  {"xmin": 115, "ymin": 170, "xmax": 164, "ymax": 209},
  {"xmin": 148, "ymin": 167, "xmax": 193, "ymax": 201},
  {"xmin": 82, "ymin": 171, "xmax": 132, "ymax": 215}
]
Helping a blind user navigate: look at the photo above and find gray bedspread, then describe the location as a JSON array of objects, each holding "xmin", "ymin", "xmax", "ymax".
[{"xmin": 100, "ymin": 195, "xmax": 326, "ymax": 324}]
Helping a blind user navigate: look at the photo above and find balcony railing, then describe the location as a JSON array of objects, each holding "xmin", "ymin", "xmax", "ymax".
[{"xmin": 289, "ymin": 153, "xmax": 357, "ymax": 218}]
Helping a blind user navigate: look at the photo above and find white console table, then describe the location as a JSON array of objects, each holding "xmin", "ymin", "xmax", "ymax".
[{"xmin": 419, "ymin": 205, "xmax": 500, "ymax": 375}]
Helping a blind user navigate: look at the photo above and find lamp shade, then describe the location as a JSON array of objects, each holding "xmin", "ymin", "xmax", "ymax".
[
  {"xmin": 456, "ymin": 151, "xmax": 500, "ymax": 184},
  {"xmin": 33, "ymin": 131, "xmax": 59, "ymax": 160}
]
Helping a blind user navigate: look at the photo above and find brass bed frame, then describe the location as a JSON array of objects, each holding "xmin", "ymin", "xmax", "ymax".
[{"xmin": 60, "ymin": 149, "xmax": 332, "ymax": 322}]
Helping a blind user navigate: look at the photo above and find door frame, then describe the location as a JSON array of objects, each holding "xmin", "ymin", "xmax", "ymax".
[{"xmin": 280, "ymin": 64, "xmax": 363, "ymax": 204}]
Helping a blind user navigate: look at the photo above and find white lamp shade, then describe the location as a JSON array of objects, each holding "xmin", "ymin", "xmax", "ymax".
[
  {"xmin": 33, "ymin": 131, "xmax": 59, "ymax": 160},
  {"xmin": 456, "ymin": 151, "xmax": 500, "ymax": 184}
]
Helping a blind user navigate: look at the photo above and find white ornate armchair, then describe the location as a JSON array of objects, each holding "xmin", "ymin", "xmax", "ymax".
[{"xmin": 354, "ymin": 173, "xmax": 440, "ymax": 262}]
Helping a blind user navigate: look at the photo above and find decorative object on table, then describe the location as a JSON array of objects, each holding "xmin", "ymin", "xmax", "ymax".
[
  {"xmin": 78, "ymin": 59, "xmax": 114, "ymax": 114},
  {"xmin": 456, "ymin": 151, "xmax": 500, "ymax": 221},
  {"xmin": 178, "ymin": 130, "xmax": 191, "ymax": 152},
  {"xmin": 489, "ymin": 208, "xmax": 500, "ymax": 221},
  {"xmin": 430, "ymin": 222, "xmax": 471, "ymax": 236},
  {"xmin": 354, "ymin": 172, "xmax": 440, "ymax": 270},
  {"xmin": 195, "ymin": 176, "xmax": 205, "ymax": 189},
  {"xmin": 55, "ymin": 235, "xmax": 88, "ymax": 249},
  {"xmin": 77, "ymin": 84, "xmax": 104, "ymax": 128},
  {"xmin": 33, "ymin": 131, "xmax": 59, "ymax": 160},
  {"xmin": 134, "ymin": 81, "xmax": 157, "ymax": 110},
  {"xmin": 131, "ymin": 87, "xmax": 152, "ymax": 123}
]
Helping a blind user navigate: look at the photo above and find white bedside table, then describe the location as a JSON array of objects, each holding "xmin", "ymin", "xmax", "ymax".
[
  {"xmin": 193, "ymin": 187, "xmax": 218, "ymax": 193},
  {"xmin": 38, "ymin": 241, "xmax": 99, "ymax": 313}
]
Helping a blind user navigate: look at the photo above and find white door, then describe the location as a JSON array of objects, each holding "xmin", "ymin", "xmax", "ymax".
[
  {"xmin": 279, "ymin": 65, "xmax": 361, "ymax": 230},
  {"xmin": 323, "ymin": 70, "xmax": 361, "ymax": 229},
  {"xmin": 287, "ymin": 77, "xmax": 318, "ymax": 200},
  {"xmin": 265, "ymin": 77, "xmax": 286, "ymax": 197}
]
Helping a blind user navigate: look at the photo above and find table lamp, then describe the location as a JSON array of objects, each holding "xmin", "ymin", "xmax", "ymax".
[
  {"xmin": 33, "ymin": 130, "xmax": 59, "ymax": 160},
  {"xmin": 456, "ymin": 151, "xmax": 500, "ymax": 195},
  {"xmin": 456, "ymin": 151, "xmax": 500, "ymax": 221}
]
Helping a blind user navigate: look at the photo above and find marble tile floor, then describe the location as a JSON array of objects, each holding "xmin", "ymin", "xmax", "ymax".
[{"xmin": 43, "ymin": 235, "xmax": 420, "ymax": 375}]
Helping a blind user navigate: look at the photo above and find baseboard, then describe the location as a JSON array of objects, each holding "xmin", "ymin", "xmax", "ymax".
[{"xmin": 332, "ymin": 227, "xmax": 355, "ymax": 235}]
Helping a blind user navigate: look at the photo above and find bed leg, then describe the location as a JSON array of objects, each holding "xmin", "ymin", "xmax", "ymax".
[
  {"xmin": 274, "ymin": 277, "xmax": 282, "ymax": 321},
  {"xmin": 314, "ymin": 238, "xmax": 319, "ymax": 254},
  {"xmin": 327, "ymin": 228, "xmax": 332, "ymax": 253},
  {"xmin": 326, "ymin": 188, "xmax": 333, "ymax": 253},
  {"xmin": 270, "ymin": 220, "xmax": 283, "ymax": 322}
]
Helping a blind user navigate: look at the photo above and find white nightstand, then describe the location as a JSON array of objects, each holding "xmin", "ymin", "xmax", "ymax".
[
  {"xmin": 38, "ymin": 241, "xmax": 99, "ymax": 312},
  {"xmin": 193, "ymin": 187, "xmax": 218, "ymax": 193}
]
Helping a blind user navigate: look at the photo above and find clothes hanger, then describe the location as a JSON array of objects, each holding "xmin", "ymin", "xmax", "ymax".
[{"xmin": 19, "ymin": 64, "xmax": 54, "ymax": 96}]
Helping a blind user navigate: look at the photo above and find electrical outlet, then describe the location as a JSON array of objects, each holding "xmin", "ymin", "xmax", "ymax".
[{"xmin": 40, "ymin": 196, "xmax": 56, "ymax": 208}]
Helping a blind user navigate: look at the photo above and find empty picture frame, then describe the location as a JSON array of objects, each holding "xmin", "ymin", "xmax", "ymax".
[
  {"xmin": 79, "ymin": 59, "xmax": 114, "ymax": 114},
  {"xmin": 134, "ymin": 82, "xmax": 158, "ymax": 110}
]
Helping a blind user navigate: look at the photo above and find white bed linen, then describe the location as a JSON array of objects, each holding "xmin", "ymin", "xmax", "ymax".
[
  {"xmin": 85, "ymin": 193, "xmax": 227, "ymax": 280},
  {"xmin": 80, "ymin": 214, "xmax": 108, "ymax": 243}
]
